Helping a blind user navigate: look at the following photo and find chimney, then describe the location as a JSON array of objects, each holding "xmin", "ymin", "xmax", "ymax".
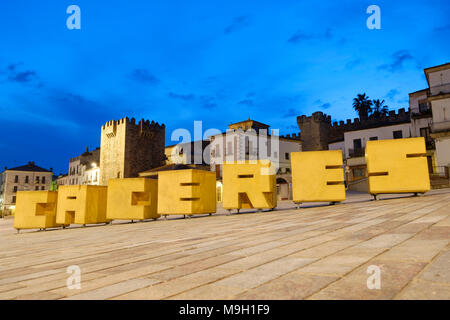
[{"xmin": 86, "ymin": 146, "xmax": 89, "ymax": 153}]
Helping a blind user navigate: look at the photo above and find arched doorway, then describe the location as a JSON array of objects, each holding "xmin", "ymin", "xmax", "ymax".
[{"xmin": 276, "ymin": 178, "xmax": 289, "ymax": 200}]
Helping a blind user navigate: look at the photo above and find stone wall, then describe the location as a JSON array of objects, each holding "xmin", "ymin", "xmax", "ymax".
[
  {"xmin": 100, "ymin": 117, "xmax": 165, "ymax": 185},
  {"xmin": 297, "ymin": 108, "xmax": 411, "ymax": 151}
]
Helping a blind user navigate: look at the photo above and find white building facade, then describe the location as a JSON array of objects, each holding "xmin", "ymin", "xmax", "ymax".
[
  {"xmin": 209, "ymin": 120, "xmax": 302, "ymax": 200},
  {"xmin": 426, "ymin": 63, "xmax": 450, "ymax": 177}
]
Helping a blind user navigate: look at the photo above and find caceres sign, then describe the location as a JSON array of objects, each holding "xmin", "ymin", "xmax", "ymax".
[{"xmin": 13, "ymin": 137, "xmax": 430, "ymax": 232}]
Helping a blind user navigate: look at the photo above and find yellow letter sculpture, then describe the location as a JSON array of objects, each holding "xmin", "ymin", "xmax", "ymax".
[
  {"xmin": 106, "ymin": 178, "xmax": 159, "ymax": 221},
  {"xmin": 291, "ymin": 150, "xmax": 345, "ymax": 205},
  {"xmin": 56, "ymin": 185, "xmax": 109, "ymax": 225},
  {"xmin": 158, "ymin": 169, "xmax": 216, "ymax": 216},
  {"xmin": 14, "ymin": 191, "xmax": 64, "ymax": 231},
  {"xmin": 222, "ymin": 160, "xmax": 277, "ymax": 211},
  {"xmin": 366, "ymin": 137, "xmax": 430, "ymax": 197}
]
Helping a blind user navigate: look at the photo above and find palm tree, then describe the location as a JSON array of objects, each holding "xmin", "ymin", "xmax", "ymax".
[
  {"xmin": 371, "ymin": 99, "xmax": 389, "ymax": 118},
  {"xmin": 352, "ymin": 93, "xmax": 373, "ymax": 121}
]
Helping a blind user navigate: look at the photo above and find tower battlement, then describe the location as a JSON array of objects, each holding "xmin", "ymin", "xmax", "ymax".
[
  {"xmin": 101, "ymin": 117, "xmax": 165, "ymax": 130},
  {"xmin": 297, "ymin": 111, "xmax": 332, "ymax": 125}
]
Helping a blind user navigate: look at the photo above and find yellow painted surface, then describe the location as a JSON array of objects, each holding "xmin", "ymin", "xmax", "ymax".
[
  {"xmin": 158, "ymin": 169, "xmax": 216, "ymax": 215},
  {"xmin": 366, "ymin": 137, "xmax": 430, "ymax": 194},
  {"xmin": 106, "ymin": 178, "xmax": 159, "ymax": 220},
  {"xmin": 56, "ymin": 185, "xmax": 109, "ymax": 225},
  {"xmin": 291, "ymin": 150, "xmax": 345, "ymax": 203},
  {"xmin": 13, "ymin": 191, "xmax": 62, "ymax": 230},
  {"xmin": 222, "ymin": 160, "xmax": 277, "ymax": 210}
]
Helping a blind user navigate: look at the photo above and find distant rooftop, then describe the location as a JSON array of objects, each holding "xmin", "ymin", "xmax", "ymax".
[
  {"xmin": 5, "ymin": 161, "xmax": 52, "ymax": 173},
  {"xmin": 228, "ymin": 119, "xmax": 270, "ymax": 130}
]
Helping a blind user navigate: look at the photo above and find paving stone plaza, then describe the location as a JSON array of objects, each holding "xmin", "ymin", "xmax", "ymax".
[{"xmin": 0, "ymin": 190, "xmax": 449, "ymax": 300}]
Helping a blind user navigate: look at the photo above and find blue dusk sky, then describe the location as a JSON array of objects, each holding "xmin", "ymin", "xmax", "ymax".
[{"xmin": 0, "ymin": 0, "xmax": 449, "ymax": 174}]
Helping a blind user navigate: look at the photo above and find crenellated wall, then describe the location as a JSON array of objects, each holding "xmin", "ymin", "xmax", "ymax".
[{"xmin": 297, "ymin": 108, "xmax": 411, "ymax": 150}]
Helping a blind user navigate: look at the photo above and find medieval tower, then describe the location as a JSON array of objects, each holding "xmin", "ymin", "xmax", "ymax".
[
  {"xmin": 297, "ymin": 112, "xmax": 331, "ymax": 151},
  {"xmin": 100, "ymin": 117, "xmax": 165, "ymax": 185}
]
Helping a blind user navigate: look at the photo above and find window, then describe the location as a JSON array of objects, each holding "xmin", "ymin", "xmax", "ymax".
[
  {"xmin": 227, "ymin": 142, "xmax": 233, "ymax": 155},
  {"xmin": 285, "ymin": 153, "xmax": 290, "ymax": 160},
  {"xmin": 12, "ymin": 196, "xmax": 16, "ymax": 204},
  {"xmin": 418, "ymin": 100, "xmax": 429, "ymax": 113},
  {"xmin": 353, "ymin": 168, "xmax": 365, "ymax": 178},
  {"xmin": 369, "ymin": 137, "xmax": 378, "ymax": 141},
  {"xmin": 215, "ymin": 145, "xmax": 220, "ymax": 157},
  {"xmin": 42, "ymin": 177, "xmax": 46, "ymax": 184},
  {"xmin": 41, "ymin": 186, "xmax": 45, "ymax": 190},
  {"xmin": 35, "ymin": 186, "xmax": 39, "ymax": 190},
  {"xmin": 393, "ymin": 130, "xmax": 403, "ymax": 139},
  {"xmin": 14, "ymin": 175, "xmax": 19, "ymax": 183},
  {"xmin": 353, "ymin": 139, "xmax": 362, "ymax": 150},
  {"xmin": 420, "ymin": 127, "xmax": 431, "ymax": 141},
  {"xmin": 36, "ymin": 176, "xmax": 40, "ymax": 184},
  {"xmin": 25, "ymin": 176, "xmax": 29, "ymax": 183},
  {"xmin": 13, "ymin": 186, "xmax": 18, "ymax": 192}
]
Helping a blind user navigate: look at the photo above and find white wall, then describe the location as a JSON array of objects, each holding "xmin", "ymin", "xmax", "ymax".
[
  {"xmin": 409, "ymin": 91, "xmax": 428, "ymax": 114},
  {"xmin": 411, "ymin": 117, "xmax": 433, "ymax": 138},
  {"xmin": 435, "ymin": 137, "xmax": 450, "ymax": 175},
  {"xmin": 431, "ymin": 97, "xmax": 450, "ymax": 127},
  {"xmin": 328, "ymin": 141, "xmax": 345, "ymax": 158},
  {"xmin": 428, "ymin": 68, "xmax": 450, "ymax": 96},
  {"xmin": 209, "ymin": 129, "xmax": 301, "ymax": 175},
  {"xmin": 344, "ymin": 123, "xmax": 411, "ymax": 158}
]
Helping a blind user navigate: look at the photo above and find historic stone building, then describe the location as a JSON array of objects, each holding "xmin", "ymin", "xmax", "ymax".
[
  {"xmin": 0, "ymin": 162, "xmax": 53, "ymax": 215},
  {"xmin": 63, "ymin": 147, "xmax": 100, "ymax": 186},
  {"xmin": 100, "ymin": 117, "xmax": 165, "ymax": 185}
]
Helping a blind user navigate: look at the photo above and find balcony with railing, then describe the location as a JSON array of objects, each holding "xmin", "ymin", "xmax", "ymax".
[
  {"xmin": 411, "ymin": 103, "xmax": 432, "ymax": 119},
  {"xmin": 348, "ymin": 147, "xmax": 365, "ymax": 158}
]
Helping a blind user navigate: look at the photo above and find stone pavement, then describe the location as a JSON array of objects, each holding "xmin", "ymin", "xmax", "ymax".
[{"xmin": 0, "ymin": 190, "xmax": 449, "ymax": 300}]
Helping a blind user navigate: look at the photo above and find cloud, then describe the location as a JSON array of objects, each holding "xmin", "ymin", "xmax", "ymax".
[
  {"xmin": 224, "ymin": 16, "xmax": 250, "ymax": 34},
  {"xmin": 288, "ymin": 28, "xmax": 334, "ymax": 44},
  {"xmin": 345, "ymin": 59, "xmax": 362, "ymax": 70},
  {"xmin": 377, "ymin": 50, "xmax": 414, "ymax": 72},
  {"xmin": 433, "ymin": 24, "xmax": 450, "ymax": 33},
  {"xmin": 238, "ymin": 99, "xmax": 253, "ymax": 106},
  {"xmin": 2, "ymin": 63, "xmax": 40, "ymax": 84},
  {"xmin": 324, "ymin": 28, "xmax": 333, "ymax": 39},
  {"xmin": 385, "ymin": 89, "xmax": 400, "ymax": 100},
  {"xmin": 130, "ymin": 68, "xmax": 160, "ymax": 85},
  {"xmin": 46, "ymin": 91, "xmax": 110, "ymax": 126},
  {"xmin": 199, "ymin": 96, "xmax": 217, "ymax": 109},
  {"xmin": 313, "ymin": 99, "xmax": 331, "ymax": 110},
  {"xmin": 282, "ymin": 108, "xmax": 298, "ymax": 118},
  {"xmin": 285, "ymin": 124, "xmax": 299, "ymax": 130},
  {"xmin": 287, "ymin": 30, "xmax": 313, "ymax": 43},
  {"xmin": 168, "ymin": 92, "xmax": 195, "ymax": 101}
]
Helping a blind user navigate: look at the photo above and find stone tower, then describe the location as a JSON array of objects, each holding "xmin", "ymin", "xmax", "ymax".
[
  {"xmin": 297, "ymin": 112, "xmax": 331, "ymax": 151},
  {"xmin": 100, "ymin": 117, "xmax": 165, "ymax": 185}
]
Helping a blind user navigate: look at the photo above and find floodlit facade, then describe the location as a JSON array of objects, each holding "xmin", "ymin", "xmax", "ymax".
[{"xmin": 0, "ymin": 162, "xmax": 53, "ymax": 215}]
